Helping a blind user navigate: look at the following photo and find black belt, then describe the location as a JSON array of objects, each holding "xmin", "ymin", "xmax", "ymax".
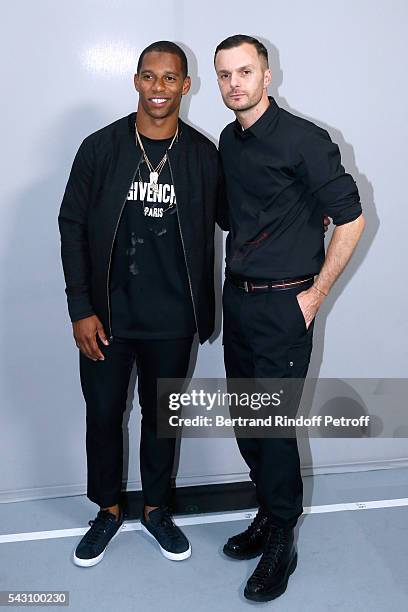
[{"xmin": 227, "ymin": 273, "xmax": 314, "ymax": 293}]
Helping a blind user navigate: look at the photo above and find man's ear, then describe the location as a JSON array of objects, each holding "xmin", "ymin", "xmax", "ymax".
[
  {"xmin": 134, "ymin": 73, "xmax": 140, "ymax": 92},
  {"xmin": 182, "ymin": 76, "xmax": 192, "ymax": 96},
  {"xmin": 264, "ymin": 68, "xmax": 272, "ymax": 88}
]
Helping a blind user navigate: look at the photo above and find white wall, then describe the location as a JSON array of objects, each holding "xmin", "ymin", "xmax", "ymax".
[{"xmin": 1, "ymin": 0, "xmax": 407, "ymax": 502}]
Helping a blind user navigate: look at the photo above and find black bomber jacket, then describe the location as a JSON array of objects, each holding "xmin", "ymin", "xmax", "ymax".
[{"xmin": 58, "ymin": 112, "xmax": 228, "ymax": 344}]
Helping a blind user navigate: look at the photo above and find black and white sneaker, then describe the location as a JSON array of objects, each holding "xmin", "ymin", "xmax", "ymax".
[
  {"xmin": 140, "ymin": 507, "xmax": 191, "ymax": 561},
  {"xmin": 73, "ymin": 507, "xmax": 124, "ymax": 567}
]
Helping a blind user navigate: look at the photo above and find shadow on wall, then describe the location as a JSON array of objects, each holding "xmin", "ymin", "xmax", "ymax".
[{"xmin": 176, "ymin": 40, "xmax": 225, "ymax": 346}]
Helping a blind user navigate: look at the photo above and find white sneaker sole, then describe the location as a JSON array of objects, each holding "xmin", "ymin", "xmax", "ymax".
[
  {"xmin": 72, "ymin": 522, "xmax": 124, "ymax": 567},
  {"xmin": 140, "ymin": 523, "xmax": 192, "ymax": 561}
]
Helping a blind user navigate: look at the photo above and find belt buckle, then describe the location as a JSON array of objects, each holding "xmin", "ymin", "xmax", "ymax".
[{"xmin": 243, "ymin": 280, "xmax": 250, "ymax": 293}]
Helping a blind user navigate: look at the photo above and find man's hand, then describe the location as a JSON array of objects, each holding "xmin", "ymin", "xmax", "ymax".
[
  {"xmin": 73, "ymin": 315, "xmax": 109, "ymax": 361},
  {"xmin": 296, "ymin": 286, "xmax": 326, "ymax": 329},
  {"xmin": 297, "ymin": 214, "xmax": 329, "ymax": 328}
]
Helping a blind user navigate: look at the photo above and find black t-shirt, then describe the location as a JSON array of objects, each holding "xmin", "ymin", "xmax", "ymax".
[{"xmin": 109, "ymin": 134, "xmax": 196, "ymax": 339}]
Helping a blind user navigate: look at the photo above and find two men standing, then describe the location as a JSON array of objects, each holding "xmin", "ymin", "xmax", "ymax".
[{"xmin": 58, "ymin": 35, "xmax": 364, "ymax": 602}]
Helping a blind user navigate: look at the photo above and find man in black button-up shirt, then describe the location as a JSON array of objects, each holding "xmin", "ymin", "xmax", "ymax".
[
  {"xmin": 214, "ymin": 35, "xmax": 365, "ymax": 602},
  {"xmin": 220, "ymin": 96, "xmax": 362, "ymax": 280}
]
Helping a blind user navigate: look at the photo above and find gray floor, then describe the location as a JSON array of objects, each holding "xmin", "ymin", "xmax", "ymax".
[{"xmin": 1, "ymin": 469, "xmax": 407, "ymax": 611}]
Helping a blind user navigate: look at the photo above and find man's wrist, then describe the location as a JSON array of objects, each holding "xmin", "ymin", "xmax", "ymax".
[{"xmin": 311, "ymin": 283, "xmax": 328, "ymax": 297}]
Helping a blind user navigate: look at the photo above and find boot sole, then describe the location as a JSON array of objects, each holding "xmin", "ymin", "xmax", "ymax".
[
  {"xmin": 243, "ymin": 552, "xmax": 297, "ymax": 602},
  {"xmin": 72, "ymin": 522, "xmax": 124, "ymax": 567}
]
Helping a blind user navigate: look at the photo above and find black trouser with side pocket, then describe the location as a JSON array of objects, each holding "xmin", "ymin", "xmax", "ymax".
[
  {"xmin": 79, "ymin": 336, "xmax": 193, "ymax": 509},
  {"xmin": 222, "ymin": 277, "xmax": 315, "ymax": 529}
]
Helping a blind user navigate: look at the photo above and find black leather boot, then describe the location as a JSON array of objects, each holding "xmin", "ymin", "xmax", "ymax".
[
  {"xmin": 244, "ymin": 525, "xmax": 297, "ymax": 602},
  {"xmin": 223, "ymin": 507, "xmax": 271, "ymax": 560}
]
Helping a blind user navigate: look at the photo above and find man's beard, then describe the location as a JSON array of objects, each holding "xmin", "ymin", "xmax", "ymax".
[{"xmin": 224, "ymin": 89, "xmax": 263, "ymax": 113}]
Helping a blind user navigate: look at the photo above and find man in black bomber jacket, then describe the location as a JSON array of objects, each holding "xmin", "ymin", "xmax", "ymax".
[{"xmin": 58, "ymin": 41, "xmax": 227, "ymax": 567}]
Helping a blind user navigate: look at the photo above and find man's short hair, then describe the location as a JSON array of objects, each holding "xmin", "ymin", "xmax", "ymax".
[
  {"xmin": 214, "ymin": 35, "xmax": 268, "ymax": 67},
  {"xmin": 137, "ymin": 41, "xmax": 188, "ymax": 78}
]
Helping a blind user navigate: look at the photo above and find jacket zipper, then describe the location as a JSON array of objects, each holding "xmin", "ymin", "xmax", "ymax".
[
  {"xmin": 106, "ymin": 158, "xmax": 142, "ymax": 341},
  {"xmin": 167, "ymin": 155, "xmax": 199, "ymax": 335}
]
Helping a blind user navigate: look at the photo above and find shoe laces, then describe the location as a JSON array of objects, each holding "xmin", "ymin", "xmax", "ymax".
[
  {"xmin": 156, "ymin": 508, "xmax": 181, "ymax": 541},
  {"xmin": 252, "ymin": 528, "xmax": 288, "ymax": 580},
  {"xmin": 243, "ymin": 508, "xmax": 269, "ymax": 536},
  {"xmin": 85, "ymin": 511, "xmax": 116, "ymax": 545}
]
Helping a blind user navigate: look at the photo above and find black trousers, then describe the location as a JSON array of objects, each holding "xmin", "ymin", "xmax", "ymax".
[
  {"xmin": 79, "ymin": 336, "xmax": 193, "ymax": 508},
  {"xmin": 222, "ymin": 278, "xmax": 315, "ymax": 529}
]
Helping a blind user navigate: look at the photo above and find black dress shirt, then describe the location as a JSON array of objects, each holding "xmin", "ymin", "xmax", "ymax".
[{"xmin": 219, "ymin": 96, "xmax": 362, "ymax": 280}]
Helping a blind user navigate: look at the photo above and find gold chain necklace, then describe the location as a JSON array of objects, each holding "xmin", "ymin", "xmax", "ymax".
[{"xmin": 135, "ymin": 123, "xmax": 179, "ymax": 193}]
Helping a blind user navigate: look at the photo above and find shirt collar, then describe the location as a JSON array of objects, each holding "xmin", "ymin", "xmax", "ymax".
[{"xmin": 233, "ymin": 96, "xmax": 279, "ymax": 139}]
